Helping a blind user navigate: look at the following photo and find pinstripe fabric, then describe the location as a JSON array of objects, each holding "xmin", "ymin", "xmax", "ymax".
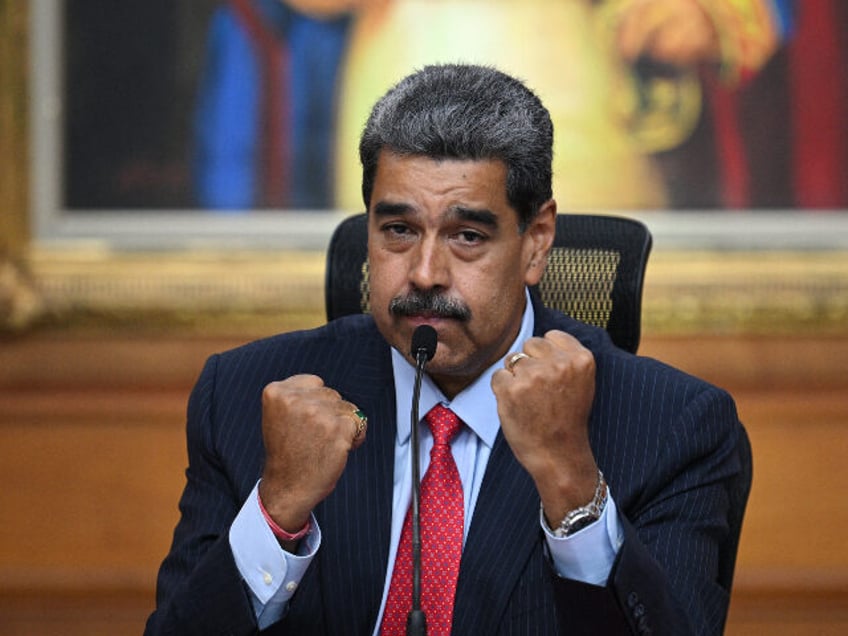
[{"xmin": 146, "ymin": 300, "xmax": 749, "ymax": 636}]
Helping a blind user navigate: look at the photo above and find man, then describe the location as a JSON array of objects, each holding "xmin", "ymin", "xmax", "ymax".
[{"xmin": 146, "ymin": 64, "xmax": 747, "ymax": 635}]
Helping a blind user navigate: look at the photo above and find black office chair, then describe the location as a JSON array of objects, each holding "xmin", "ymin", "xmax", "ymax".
[{"xmin": 325, "ymin": 212, "xmax": 652, "ymax": 353}]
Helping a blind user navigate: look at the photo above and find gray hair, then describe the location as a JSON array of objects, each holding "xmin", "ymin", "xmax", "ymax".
[{"xmin": 359, "ymin": 64, "xmax": 553, "ymax": 228}]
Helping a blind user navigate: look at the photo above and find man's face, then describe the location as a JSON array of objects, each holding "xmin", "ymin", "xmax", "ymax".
[{"xmin": 367, "ymin": 150, "xmax": 555, "ymax": 398}]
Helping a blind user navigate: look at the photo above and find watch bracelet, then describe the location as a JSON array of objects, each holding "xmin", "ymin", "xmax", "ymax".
[{"xmin": 545, "ymin": 470, "xmax": 608, "ymax": 537}]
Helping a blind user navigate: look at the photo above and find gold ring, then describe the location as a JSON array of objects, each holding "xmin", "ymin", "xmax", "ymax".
[
  {"xmin": 352, "ymin": 409, "xmax": 368, "ymax": 441},
  {"xmin": 506, "ymin": 352, "xmax": 530, "ymax": 373}
]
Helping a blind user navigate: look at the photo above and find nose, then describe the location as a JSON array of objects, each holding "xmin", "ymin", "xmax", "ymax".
[{"xmin": 408, "ymin": 235, "xmax": 450, "ymax": 291}]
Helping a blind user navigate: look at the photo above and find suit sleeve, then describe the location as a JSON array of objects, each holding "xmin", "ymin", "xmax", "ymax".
[
  {"xmin": 144, "ymin": 354, "xmax": 261, "ymax": 636},
  {"xmin": 550, "ymin": 384, "xmax": 745, "ymax": 636}
]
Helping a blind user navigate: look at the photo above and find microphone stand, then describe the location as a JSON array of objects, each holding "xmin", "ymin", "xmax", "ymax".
[{"xmin": 407, "ymin": 346, "xmax": 428, "ymax": 636}]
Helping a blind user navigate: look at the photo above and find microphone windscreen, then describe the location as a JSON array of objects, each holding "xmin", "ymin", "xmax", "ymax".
[{"xmin": 411, "ymin": 325, "xmax": 437, "ymax": 361}]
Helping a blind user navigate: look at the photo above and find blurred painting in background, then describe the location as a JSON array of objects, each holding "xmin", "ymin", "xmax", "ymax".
[{"xmin": 61, "ymin": 0, "xmax": 845, "ymax": 214}]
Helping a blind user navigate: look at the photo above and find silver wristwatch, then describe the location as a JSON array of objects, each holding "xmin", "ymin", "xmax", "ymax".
[{"xmin": 547, "ymin": 470, "xmax": 608, "ymax": 538}]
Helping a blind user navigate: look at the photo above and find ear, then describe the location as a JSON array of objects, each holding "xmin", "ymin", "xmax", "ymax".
[{"xmin": 522, "ymin": 199, "xmax": 557, "ymax": 287}]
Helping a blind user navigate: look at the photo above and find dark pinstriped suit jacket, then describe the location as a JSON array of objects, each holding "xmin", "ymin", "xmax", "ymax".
[{"xmin": 146, "ymin": 300, "xmax": 745, "ymax": 636}]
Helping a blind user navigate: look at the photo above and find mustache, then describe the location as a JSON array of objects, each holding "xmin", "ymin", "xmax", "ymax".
[{"xmin": 389, "ymin": 290, "xmax": 472, "ymax": 321}]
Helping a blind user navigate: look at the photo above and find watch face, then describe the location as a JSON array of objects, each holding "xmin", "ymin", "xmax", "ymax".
[{"xmin": 564, "ymin": 513, "xmax": 599, "ymax": 536}]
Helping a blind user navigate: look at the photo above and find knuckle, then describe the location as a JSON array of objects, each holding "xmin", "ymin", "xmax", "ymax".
[
  {"xmin": 544, "ymin": 329, "xmax": 574, "ymax": 347},
  {"xmin": 523, "ymin": 335, "xmax": 546, "ymax": 354},
  {"xmin": 287, "ymin": 373, "xmax": 324, "ymax": 388},
  {"xmin": 573, "ymin": 349, "xmax": 596, "ymax": 373},
  {"xmin": 262, "ymin": 381, "xmax": 282, "ymax": 404}
]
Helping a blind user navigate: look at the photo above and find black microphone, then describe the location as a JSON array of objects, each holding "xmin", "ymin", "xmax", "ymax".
[
  {"xmin": 407, "ymin": 325, "xmax": 437, "ymax": 636},
  {"xmin": 411, "ymin": 324, "xmax": 437, "ymax": 365}
]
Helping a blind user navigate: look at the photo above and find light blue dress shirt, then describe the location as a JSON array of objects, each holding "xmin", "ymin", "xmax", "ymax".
[{"xmin": 230, "ymin": 291, "xmax": 623, "ymax": 630}]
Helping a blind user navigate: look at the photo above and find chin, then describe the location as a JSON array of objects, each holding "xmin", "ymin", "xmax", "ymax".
[{"xmin": 427, "ymin": 350, "xmax": 479, "ymax": 378}]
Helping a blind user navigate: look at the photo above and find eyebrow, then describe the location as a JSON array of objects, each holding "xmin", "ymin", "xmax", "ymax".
[
  {"xmin": 371, "ymin": 201, "xmax": 500, "ymax": 229},
  {"xmin": 372, "ymin": 201, "xmax": 413, "ymax": 218},
  {"xmin": 450, "ymin": 206, "xmax": 499, "ymax": 229}
]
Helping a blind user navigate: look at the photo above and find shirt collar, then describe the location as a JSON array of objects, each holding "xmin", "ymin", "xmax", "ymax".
[{"xmin": 391, "ymin": 288, "xmax": 535, "ymax": 448}]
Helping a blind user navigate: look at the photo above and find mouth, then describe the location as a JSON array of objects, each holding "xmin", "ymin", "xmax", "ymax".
[{"xmin": 402, "ymin": 313, "xmax": 453, "ymax": 328}]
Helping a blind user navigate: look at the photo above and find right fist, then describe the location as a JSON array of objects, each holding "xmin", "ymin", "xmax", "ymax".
[{"xmin": 258, "ymin": 374, "xmax": 367, "ymax": 533}]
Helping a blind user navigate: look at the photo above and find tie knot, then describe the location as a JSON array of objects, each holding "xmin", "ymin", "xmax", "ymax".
[{"xmin": 424, "ymin": 404, "xmax": 462, "ymax": 446}]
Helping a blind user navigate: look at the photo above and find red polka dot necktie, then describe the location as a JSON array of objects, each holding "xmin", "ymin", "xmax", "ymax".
[{"xmin": 381, "ymin": 405, "xmax": 464, "ymax": 636}]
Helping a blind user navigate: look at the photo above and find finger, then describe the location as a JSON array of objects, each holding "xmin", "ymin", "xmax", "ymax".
[
  {"xmin": 520, "ymin": 333, "xmax": 570, "ymax": 360},
  {"xmin": 263, "ymin": 377, "xmax": 341, "ymax": 418},
  {"xmin": 491, "ymin": 367, "xmax": 512, "ymax": 392},
  {"xmin": 345, "ymin": 403, "xmax": 368, "ymax": 449},
  {"xmin": 284, "ymin": 373, "xmax": 326, "ymax": 388},
  {"xmin": 519, "ymin": 335, "xmax": 548, "ymax": 358},
  {"xmin": 505, "ymin": 351, "xmax": 531, "ymax": 374},
  {"xmin": 542, "ymin": 329, "xmax": 583, "ymax": 351}
]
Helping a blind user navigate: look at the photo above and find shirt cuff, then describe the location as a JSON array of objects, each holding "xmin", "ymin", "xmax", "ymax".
[
  {"xmin": 542, "ymin": 492, "xmax": 624, "ymax": 586},
  {"xmin": 229, "ymin": 482, "xmax": 321, "ymax": 626}
]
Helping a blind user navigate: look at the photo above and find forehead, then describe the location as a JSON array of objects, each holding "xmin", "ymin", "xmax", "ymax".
[{"xmin": 370, "ymin": 151, "xmax": 512, "ymax": 216}]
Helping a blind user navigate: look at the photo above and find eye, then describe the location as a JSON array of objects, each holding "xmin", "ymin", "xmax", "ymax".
[
  {"xmin": 454, "ymin": 229, "xmax": 487, "ymax": 245},
  {"xmin": 380, "ymin": 222, "xmax": 416, "ymax": 242}
]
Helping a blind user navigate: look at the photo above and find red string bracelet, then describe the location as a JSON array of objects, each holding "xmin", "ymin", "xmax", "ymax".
[{"xmin": 257, "ymin": 491, "xmax": 311, "ymax": 542}]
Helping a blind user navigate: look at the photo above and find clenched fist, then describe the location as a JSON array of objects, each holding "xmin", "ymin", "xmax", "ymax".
[
  {"xmin": 258, "ymin": 374, "xmax": 366, "ymax": 539},
  {"xmin": 491, "ymin": 330, "xmax": 600, "ymax": 527}
]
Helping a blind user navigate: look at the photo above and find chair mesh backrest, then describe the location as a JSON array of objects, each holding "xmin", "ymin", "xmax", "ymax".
[
  {"xmin": 358, "ymin": 261, "xmax": 372, "ymax": 314},
  {"xmin": 538, "ymin": 248, "xmax": 619, "ymax": 330},
  {"xmin": 325, "ymin": 213, "xmax": 652, "ymax": 353}
]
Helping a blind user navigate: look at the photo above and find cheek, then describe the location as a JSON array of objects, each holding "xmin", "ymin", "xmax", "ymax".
[
  {"xmin": 367, "ymin": 253, "xmax": 399, "ymax": 306},
  {"xmin": 367, "ymin": 255, "xmax": 415, "ymax": 343},
  {"xmin": 460, "ymin": 268, "xmax": 524, "ymax": 329},
  {"xmin": 471, "ymin": 257, "xmax": 525, "ymax": 300}
]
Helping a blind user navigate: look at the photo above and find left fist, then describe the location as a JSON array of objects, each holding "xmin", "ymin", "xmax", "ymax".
[{"xmin": 491, "ymin": 330, "xmax": 599, "ymax": 522}]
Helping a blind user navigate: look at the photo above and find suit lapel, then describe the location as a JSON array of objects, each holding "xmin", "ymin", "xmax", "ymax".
[
  {"xmin": 451, "ymin": 301, "xmax": 572, "ymax": 632},
  {"xmin": 452, "ymin": 430, "xmax": 543, "ymax": 633}
]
